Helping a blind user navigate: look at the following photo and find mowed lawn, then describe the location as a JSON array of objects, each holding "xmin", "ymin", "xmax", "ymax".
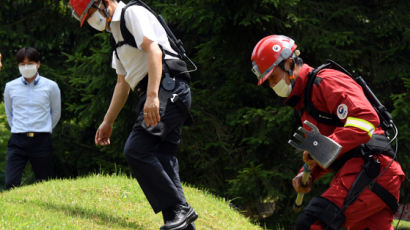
[{"xmin": 0, "ymin": 174, "xmax": 263, "ymax": 230}]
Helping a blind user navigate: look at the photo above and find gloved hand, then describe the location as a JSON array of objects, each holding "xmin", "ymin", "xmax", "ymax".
[
  {"xmin": 288, "ymin": 120, "xmax": 342, "ymax": 169},
  {"xmin": 292, "ymin": 164, "xmax": 313, "ymax": 194},
  {"xmin": 303, "ymin": 151, "xmax": 317, "ymax": 170}
]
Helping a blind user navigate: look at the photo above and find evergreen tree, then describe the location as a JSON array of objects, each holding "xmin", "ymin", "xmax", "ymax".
[{"xmin": 0, "ymin": 0, "xmax": 408, "ymax": 227}]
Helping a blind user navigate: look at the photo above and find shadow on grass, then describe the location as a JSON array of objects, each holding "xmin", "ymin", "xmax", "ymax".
[{"xmin": 18, "ymin": 198, "xmax": 149, "ymax": 230}]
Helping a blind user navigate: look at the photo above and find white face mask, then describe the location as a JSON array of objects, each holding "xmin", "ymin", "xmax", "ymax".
[
  {"xmin": 19, "ymin": 64, "xmax": 38, "ymax": 79},
  {"xmin": 272, "ymin": 77, "xmax": 292, "ymax": 97},
  {"xmin": 87, "ymin": 10, "xmax": 107, "ymax": 31}
]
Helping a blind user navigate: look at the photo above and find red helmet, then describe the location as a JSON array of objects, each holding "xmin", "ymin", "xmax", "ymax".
[
  {"xmin": 251, "ymin": 35, "xmax": 297, "ymax": 86},
  {"xmin": 70, "ymin": 0, "xmax": 95, "ymax": 26}
]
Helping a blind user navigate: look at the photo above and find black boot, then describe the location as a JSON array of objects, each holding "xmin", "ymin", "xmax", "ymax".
[{"xmin": 160, "ymin": 204, "xmax": 198, "ymax": 230}]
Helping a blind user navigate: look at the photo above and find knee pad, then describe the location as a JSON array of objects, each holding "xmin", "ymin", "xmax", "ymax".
[
  {"xmin": 297, "ymin": 196, "xmax": 345, "ymax": 230},
  {"xmin": 296, "ymin": 210, "xmax": 318, "ymax": 230}
]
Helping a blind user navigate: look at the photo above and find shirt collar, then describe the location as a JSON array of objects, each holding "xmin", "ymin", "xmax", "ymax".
[
  {"xmin": 21, "ymin": 74, "xmax": 41, "ymax": 86},
  {"xmin": 111, "ymin": 1, "xmax": 126, "ymax": 22},
  {"xmin": 284, "ymin": 64, "xmax": 313, "ymax": 108}
]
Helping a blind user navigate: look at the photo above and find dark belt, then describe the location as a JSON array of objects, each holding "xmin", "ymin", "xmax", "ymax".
[
  {"xmin": 329, "ymin": 134, "xmax": 395, "ymax": 172},
  {"xmin": 329, "ymin": 147, "xmax": 361, "ymax": 172},
  {"xmin": 135, "ymin": 59, "xmax": 190, "ymax": 96},
  {"xmin": 14, "ymin": 132, "xmax": 50, "ymax": 138}
]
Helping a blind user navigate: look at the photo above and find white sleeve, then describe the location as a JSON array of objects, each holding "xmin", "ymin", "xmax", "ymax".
[
  {"xmin": 124, "ymin": 6, "xmax": 158, "ymax": 49},
  {"xmin": 111, "ymin": 51, "xmax": 126, "ymax": 76}
]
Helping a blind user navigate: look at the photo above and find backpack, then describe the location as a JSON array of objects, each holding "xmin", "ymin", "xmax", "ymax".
[
  {"xmin": 110, "ymin": 0, "xmax": 188, "ymax": 62},
  {"xmin": 304, "ymin": 59, "xmax": 393, "ymax": 131}
]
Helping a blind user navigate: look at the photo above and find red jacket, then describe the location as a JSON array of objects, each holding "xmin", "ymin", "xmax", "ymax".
[{"xmin": 287, "ymin": 64, "xmax": 404, "ymax": 186}]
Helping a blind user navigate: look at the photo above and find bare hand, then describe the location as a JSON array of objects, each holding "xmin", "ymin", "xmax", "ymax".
[
  {"xmin": 303, "ymin": 151, "xmax": 317, "ymax": 170},
  {"xmin": 143, "ymin": 95, "xmax": 161, "ymax": 127},
  {"xmin": 292, "ymin": 172, "xmax": 312, "ymax": 194},
  {"xmin": 95, "ymin": 121, "xmax": 113, "ymax": 146}
]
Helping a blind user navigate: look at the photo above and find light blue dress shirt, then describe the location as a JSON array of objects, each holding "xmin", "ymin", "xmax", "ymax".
[{"xmin": 3, "ymin": 74, "xmax": 61, "ymax": 133}]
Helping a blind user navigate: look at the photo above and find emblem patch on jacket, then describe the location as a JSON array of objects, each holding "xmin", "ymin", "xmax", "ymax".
[{"xmin": 337, "ymin": 104, "xmax": 348, "ymax": 120}]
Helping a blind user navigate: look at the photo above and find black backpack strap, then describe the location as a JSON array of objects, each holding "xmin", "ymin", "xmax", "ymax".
[
  {"xmin": 162, "ymin": 49, "xmax": 181, "ymax": 59},
  {"xmin": 130, "ymin": 0, "xmax": 186, "ymax": 58},
  {"xmin": 342, "ymin": 152, "xmax": 398, "ymax": 214},
  {"xmin": 326, "ymin": 59, "xmax": 354, "ymax": 77},
  {"xmin": 111, "ymin": 0, "xmax": 139, "ymax": 56},
  {"xmin": 110, "ymin": 34, "xmax": 119, "ymax": 60},
  {"xmin": 115, "ymin": 0, "xmax": 182, "ymax": 59},
  {"xmin": 110, "ymin": 1, "xmax": 139, "ymax": 61},
  {"xmin": 113, "ymin": 0, "xmax": 191, "ymax": 80},
  {"xmin": 308, "ymin": 60, "xmax": 394, "ymax": 133},
  {"xmin": 111, "ymin": 34, "xmax": 130, "ymax": 61},
  {"xmin": 304, "ymin": 63, "xmax": 344, "ymax": 126},
  {"xmin": 119, "ymin": 1, "xmax": 138, "ymax": 49},
  {"xmin": 370, "ymin": 182, "xmax": 399, "ymax": 213}
]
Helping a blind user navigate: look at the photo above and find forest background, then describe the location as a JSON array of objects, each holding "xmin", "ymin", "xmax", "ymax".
[{"xmin": 0, "ymin": 0, "xmax": 409, "ymax": 228}]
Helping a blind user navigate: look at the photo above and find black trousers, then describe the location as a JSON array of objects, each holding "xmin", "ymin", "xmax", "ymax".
[
  {"xmin": 124, "ymin": 79, "xmax": 195, "ymax": 229},
  {"xmin": 5, "ymin": 133, "xmax": 54, "ymax": 189}
]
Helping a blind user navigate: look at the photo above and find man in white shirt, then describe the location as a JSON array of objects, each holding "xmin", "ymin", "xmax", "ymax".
[
  {"xmin": 3, "ymin": 47, "xmax": 61, "ymax": 189},
  {"xmin": 70, "ymin": 1, "xmax": 197, "ymax": 229}
]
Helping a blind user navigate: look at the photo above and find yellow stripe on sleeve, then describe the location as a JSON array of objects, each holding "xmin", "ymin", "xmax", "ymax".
[{"xmin": 344, "ymin": 117, "xmax": 375, "ymax": 138}]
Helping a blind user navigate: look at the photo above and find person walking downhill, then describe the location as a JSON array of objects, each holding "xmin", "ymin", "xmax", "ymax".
[{"xmin": 69, "ymin": 1, "xmax": 197, "ymax": 229}]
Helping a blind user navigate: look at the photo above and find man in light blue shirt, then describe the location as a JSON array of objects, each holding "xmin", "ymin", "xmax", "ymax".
[{"xmin": 3, "ymin": 47, "xmax": 61, "ymax": 189}]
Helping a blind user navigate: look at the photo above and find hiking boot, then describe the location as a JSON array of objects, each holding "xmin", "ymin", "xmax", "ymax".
[{"xmin": 160, "ymin": 204, "xmax": 198, "ymax": 230}]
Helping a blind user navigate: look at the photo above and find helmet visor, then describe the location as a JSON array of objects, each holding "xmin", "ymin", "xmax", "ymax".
[
  {"xmin": 72, "ymin": 9, "xmax": 81, "ymax": 22},
  {"xmin": 251, "ymin": 62, "xmax": 263, "ymax": 79},
  {"xmin": 252, "ymin": 61, "xmax": 280, "ymax": 85}
]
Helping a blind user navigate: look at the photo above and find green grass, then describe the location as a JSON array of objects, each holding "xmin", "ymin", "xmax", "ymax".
[
  {"xmin": 394, "ymin": 219, "xmax": 410, "ymax": 230},
  {"xmin": 0, "ymin": 174, "xmax": 262, "ymax": 230}
]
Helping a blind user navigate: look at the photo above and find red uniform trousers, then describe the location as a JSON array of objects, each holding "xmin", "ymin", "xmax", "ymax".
[{"xmin": 310, "ymin": 155, "xmax": 404, "ymax": 230}]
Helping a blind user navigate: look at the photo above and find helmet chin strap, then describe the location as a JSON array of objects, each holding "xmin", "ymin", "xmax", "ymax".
[
  {"xmin": 280, "ymin": 59, "xmax": 296, "ymax": 86},
  {"xmin": 288, "ymin": 58, "xmax": 295, "ymax": 77},
  {"xmin": 289, "ymin": 67, "xmax": 296, "ymax": 86},
  {"xmin": 101, "ymin": 0, "xmax": 112, "ymax": 23}
]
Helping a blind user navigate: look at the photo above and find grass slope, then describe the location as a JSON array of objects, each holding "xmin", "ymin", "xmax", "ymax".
[{"xmin": 0, "ymin": 174, "xmax": 262, "ymax": 230}]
